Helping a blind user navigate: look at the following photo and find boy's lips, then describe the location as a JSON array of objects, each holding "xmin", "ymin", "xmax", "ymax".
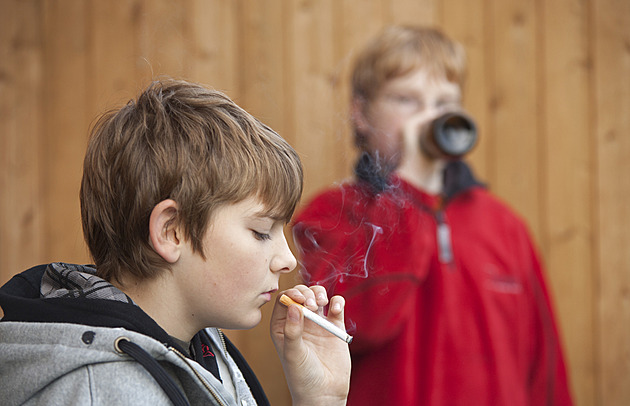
[{"xmin": 261, "ymin": 288, "xmax": 278, "ymax": 302}]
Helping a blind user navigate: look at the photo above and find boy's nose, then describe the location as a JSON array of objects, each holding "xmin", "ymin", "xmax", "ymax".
[
  {"xmin": 271, "ymin": 233, "xmax": 297, "ymax": 274},
  {"xmin": 423, "ymin": 104, "xmax": 442, "ymax": 118}
]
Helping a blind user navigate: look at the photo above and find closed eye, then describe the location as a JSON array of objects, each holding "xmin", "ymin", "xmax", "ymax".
[
  {"xmin": 253, "ymin": 230, "xmax": 271, "ymax": 241},
  {"xmin": 391, "ymin": 94, "xmax": 422, "ymax": 109}
]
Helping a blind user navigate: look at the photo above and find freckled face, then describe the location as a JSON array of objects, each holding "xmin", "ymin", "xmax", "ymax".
[
  {"xmin": 357, "ymin": 69, "xmax": 462, "ymax": 166},
  {"xmin": 177, "ymin": 197, "xmax": 297, "ymax": 330}
]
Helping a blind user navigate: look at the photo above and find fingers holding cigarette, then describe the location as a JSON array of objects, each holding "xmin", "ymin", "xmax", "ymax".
[
  {"xmin": 280, "ymin": 293, "xmax": 353, "ymax": 344},
  {"xmin": 271, "ymin": 286, "xmax": 351, "ymax": 405},
  {"xmin": 280, "ymin": 284, "xmax": 328, "ymax": 312}
]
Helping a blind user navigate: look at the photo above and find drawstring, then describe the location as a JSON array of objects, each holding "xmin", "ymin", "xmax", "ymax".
[{"xmin": 115, "ymin": 337, "xmax": 190, "ymax": 406}]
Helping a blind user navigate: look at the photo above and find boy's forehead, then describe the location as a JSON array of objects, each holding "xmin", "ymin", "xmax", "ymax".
[
  {"xmin": 232, "ymin": 196, "xmax": 279, "ymax": 220},
  {"xmin": 378, "ymin": 70, "xmax": 459, "ymax": 95}
]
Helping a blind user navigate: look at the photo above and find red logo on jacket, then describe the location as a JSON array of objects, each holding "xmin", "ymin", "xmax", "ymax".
[{"xmin": 201, "ymin": 343, "xmax": 215, "ymax": 358}]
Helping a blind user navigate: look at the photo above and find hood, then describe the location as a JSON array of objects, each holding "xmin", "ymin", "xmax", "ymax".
[
  {"xmin": 0, "ymin": 322, "xmax": 228, "ymax": 406},
  {"xmin": 0, "ymin": 263, "xmax": 238, "ymax": 406},
  {"xmin": 0, "ymin": 263, "xmax": 183, "ymax": 351}
]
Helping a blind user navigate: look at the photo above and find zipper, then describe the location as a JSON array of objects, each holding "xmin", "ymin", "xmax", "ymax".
[
  {"xmin": 435, "ymin": 210, "xmax": 454, "ymax": 266},
  {"xmin": 169, "ymin": 346, "xmax": 229, "ymax": 406},
  {"xmin": 406, "ymin": 192, "xmax": 456, "ymax": 268},
  {"xmin": 217, "ymin": 329, "xmax": 228, "ymax": 359},
  {"xmin": 216, "ymin": 330, "xmax": 253, "ymax": 406}
]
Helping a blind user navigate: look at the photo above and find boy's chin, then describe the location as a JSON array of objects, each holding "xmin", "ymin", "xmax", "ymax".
[{"xmin": 228, "ymin": 312, "xmax": 263, "ymax": 331}]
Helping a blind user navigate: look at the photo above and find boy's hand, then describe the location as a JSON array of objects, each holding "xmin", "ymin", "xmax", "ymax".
[{"xmin": 270, "ymin": 285, "xmax": 350, "ymax": 406}]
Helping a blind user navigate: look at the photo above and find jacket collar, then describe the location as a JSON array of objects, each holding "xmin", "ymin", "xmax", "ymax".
[{"xmin": 354, "ymin": 152, "xmax": 484, "ymax": 201}]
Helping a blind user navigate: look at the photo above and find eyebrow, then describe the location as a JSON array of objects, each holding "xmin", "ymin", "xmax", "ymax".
[{"xmin": 249, "ymin": 210, "xmax": 284, "ymax": 222}]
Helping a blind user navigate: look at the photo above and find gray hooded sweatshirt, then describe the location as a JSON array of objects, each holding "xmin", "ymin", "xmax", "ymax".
[{"xmin": 0, "ymin": 263, "xmax": 269, "ymax": 406}]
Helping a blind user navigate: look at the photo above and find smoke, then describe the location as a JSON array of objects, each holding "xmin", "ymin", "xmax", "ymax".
[
  {"xmin": 294, "ymin": 180, "xmax": 388, "ymax": 291},
  {"xmin": 296, "ymin": 224, "xmax": 382, "ymax": 285}
]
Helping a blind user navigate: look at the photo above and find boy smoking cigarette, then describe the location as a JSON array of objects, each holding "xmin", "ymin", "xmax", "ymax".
[{"xmin": 0, "ymin": 79, "xmax": 351, "ymax": 406}]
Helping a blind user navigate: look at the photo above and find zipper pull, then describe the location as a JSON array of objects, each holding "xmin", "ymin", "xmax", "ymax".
[{"xmin": 435, "ymin": 211, "xmax": 453, "ymax": 264}]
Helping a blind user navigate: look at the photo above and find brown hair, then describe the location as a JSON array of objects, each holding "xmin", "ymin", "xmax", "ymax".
[
  {"xmin": 351, "ymin": 25, "xmax": 467, "ymax": 101},
  {"xmin": 80, "ymin": 79, "xmax": 303, "ymax": 283}
]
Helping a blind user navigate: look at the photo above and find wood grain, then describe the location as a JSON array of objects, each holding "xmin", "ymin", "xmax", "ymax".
[{"xmin": 1, "ymin": 1, "xmax": 629, "ymax": 404}]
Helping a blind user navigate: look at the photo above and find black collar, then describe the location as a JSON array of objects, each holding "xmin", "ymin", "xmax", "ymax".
[{"xmin": 354, "ymin": 152, "xmax": 484, "ymax": 201}]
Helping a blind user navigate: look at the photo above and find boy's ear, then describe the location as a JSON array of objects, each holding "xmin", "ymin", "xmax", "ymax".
[
  {"xmin": 351, "ymin": 96, "xmax": 371, "ymax": 149},
  {"xmin": 351, "ymin": 96, "xmax": 370, "ymax": 133},
  {"xmin": 149, "ymin": 199, "xmax": 182, "ymax": 264}
]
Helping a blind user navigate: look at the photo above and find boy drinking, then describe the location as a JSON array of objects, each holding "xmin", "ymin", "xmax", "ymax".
[{"xmin": 293, "ymin": 25, "xmax": 572, "ymax": 405}]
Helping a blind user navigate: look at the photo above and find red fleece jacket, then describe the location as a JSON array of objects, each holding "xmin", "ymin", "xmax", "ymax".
[{"xmin": 293, "ymin": 176, "xmax": 573, "ymax": 406}]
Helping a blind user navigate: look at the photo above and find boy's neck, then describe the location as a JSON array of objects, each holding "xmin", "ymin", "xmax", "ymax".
[
  {"xmin": 113, "ymin": 273, "xmax": 199, "ymax": 342},
  {"xmin": 397, "ymin": 155, "xmax": 445, "ymax": 194}
]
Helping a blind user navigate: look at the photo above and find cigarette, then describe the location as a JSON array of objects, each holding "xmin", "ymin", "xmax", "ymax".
[{"xmin": 279, "ymin": 294, "xmax": 353, "ymax": 344}]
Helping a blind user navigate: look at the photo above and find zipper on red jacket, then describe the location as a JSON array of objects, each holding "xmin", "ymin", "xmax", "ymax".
[
  {"xmin": 435, "ymin": 210, "xmax": 454, "ymax": 266},
  {"xmin": 406, "ymin": 192, "xmax": 456, "ymax": 268}
]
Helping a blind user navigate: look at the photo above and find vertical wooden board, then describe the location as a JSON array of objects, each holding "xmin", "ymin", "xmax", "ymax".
[
  {"xmin": 331, "ymin": 0, "xmax": 388, "ymax": 138},
  {"xmin": 88, "ymin": 0, "xmax": 141, "ymax": 116},
  {"xmin": 488, "ymin": 0, "xmax": 541, "ymax": 241},
  {"xmin": 0, "ymin": 1, "xmax": 12, "ymax": 289},
  {"xmin": 235, "ymin": 0, "xmax": 286, "ymax": 135},
  {"xmin": 541, "ymin": 0, "xmax": 593, "ymax": 404},
  {"xmin": 594, "ymin": 0, "xmax": 630, "ymax": 404},
  {"xmin": 289, "ymin": 0, "xmax": 389, "ymax": 207},
  {"xmin": 337, "ymin": 0, "xmax": 387, "ymax": 54},
  {"xmin": 0, "ymin": 0, "xmax": 44, "ymax": 288},
  {"xmin": 135, "ymin": 0, "xmax": 188, "ymax": 82},
  {"xmin": 287, "ymin": 0, "xmax": 343, "ymax": 203},
  {"xmin": 440, "ymin": 0, "xmax": 492, "ymax": 191},
  {"xmin": 42, "ymin": 0, "xmax": 91, "ymax": 264},
  {"xmin": 388, "ymin": 0, "xmax": 436, "ymax": 26},
  {"xmin": 187, "ymin": 0, "xmax": 238, "ymax": 94},
  {"xmin": 319, "ymin": 0, "xmax": 390, "ymax": 198}
]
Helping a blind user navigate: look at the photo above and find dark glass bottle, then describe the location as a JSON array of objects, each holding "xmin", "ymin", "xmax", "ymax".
[{"xmin": 419, "ymin": 112, "xmax": 477, "ymax": 159}]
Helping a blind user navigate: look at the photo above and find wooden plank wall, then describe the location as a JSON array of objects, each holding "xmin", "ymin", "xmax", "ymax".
[{"xmin": 1, "ymin": 1, "xmax": 628, "ymax": 405}]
